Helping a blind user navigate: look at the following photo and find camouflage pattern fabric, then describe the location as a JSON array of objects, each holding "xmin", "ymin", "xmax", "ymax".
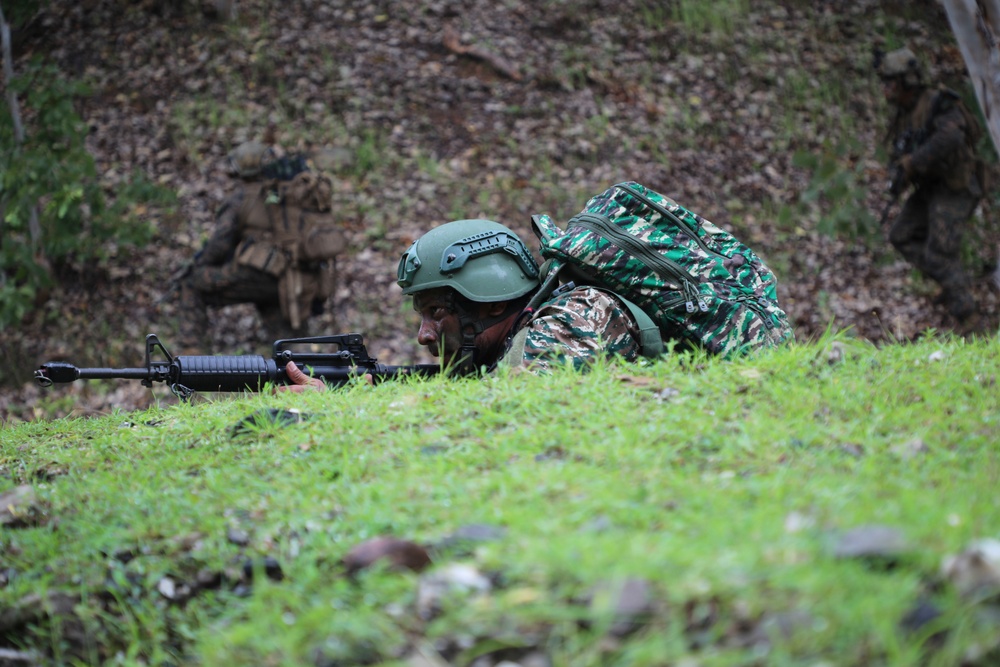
[
  {"xmin": 178, "ymin": 262, "xmax": 292, "ymax": 343},
  {"xmin": 498, "ymin": 286, "xmax": 640, "ymax": 371},
  {"xmin": 179, "ymin": 186, "xmax": 311, "ymax": 343},
  {"xmin": 889, "ymin": 183, "xmax": 979, "ymax": 320},
  {"xmin": 886, "ymin": 87, "xmax": 983, "ymax": 320},
  {"xmin": 197, "ymin": 188, "xmax": 247, "ymax": 266},
  {"xmin": 531, "ymin": 182, "xmax": 794, "ymax": 358},
  {"xmin": 888, "ymin": 87, "xmax": 982, "ymax": 195}
]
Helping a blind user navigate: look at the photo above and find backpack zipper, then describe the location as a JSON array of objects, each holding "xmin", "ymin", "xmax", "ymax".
[
  {"xmin": 569, "ymin": 213, "xmax": 708, "ymax": 312},
  {"xmin": 735, "ymin": 294, "xmax": 776, "ymax": 329},
  {"xmin": 616, "ymin": 182, "xmax": 728, "ymax": 261}
]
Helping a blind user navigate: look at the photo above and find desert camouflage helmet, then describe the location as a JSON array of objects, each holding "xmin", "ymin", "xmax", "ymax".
[
  {"xmin": 877, "ymin": 47, "xmax": 924, "ymax": 88},
  {"xmin": 397, "ymin": 219, "xmax": 540, "ymax": 302},
  {"xmin": 227, "ymin": 141, "xmax": 274, "ymax": 178}
]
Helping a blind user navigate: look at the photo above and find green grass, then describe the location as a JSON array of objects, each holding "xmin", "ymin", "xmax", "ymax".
[
  {"xmin": 670, "ymin": 0, "xmax": 750, "ymax": 37},
  {"xmin": 2, "ymin": 332, "xmax": 1000, "ymax": 665}
]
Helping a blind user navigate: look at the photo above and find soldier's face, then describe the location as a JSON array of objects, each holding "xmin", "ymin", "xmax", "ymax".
[
  {"xmin": 882, "ymin": 77, "xmax": 900, "ymax": 102},
  {"xmin": 413, "ymin": 289, "xmax": 464, "ymax": 361},
  {"xmin": 412, "ymin": 288, "xmax": 509, "ymax": 366},
  {"xmin": 882, "ymin": 77, "xmax": 914, "ymax": 107}
]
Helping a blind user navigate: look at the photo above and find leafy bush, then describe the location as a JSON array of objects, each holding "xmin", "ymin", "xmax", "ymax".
[
  {"xmin": 791, "ymin": 141, "xmax": 880, "ymax": 243},
  {"xmin": 0, "ymin": 59, "xmax": 160, "ymax": 327}
]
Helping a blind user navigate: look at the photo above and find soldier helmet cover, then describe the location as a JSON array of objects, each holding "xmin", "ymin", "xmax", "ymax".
[
  {"xmin": 227, "ymin": 142, "xmax": 275, "ymax": 178},
  {"xmin": 877, "ymin": 47, "xmax": 924, "ymax": 88},
  {"xmin": 397, "ymin": 219, "xmax": 540, "ymax": 303}
]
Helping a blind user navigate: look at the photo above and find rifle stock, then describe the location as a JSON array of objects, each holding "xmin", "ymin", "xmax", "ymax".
[{"xmin": 35, "ymin": 333, "xmax": 442, "ymax": 399}]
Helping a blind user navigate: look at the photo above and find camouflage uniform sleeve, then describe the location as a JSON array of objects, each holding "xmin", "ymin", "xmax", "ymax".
[
  {"xmin": 907, "ymin": 102, "xmax": 966, "ymax": 179},
  {"xmin": 198, "ymin": 189, "xmax": 246, "ymax": 266},
  {"xmin": 514, "ymin": 286, "xmax": 641, "ymax": 372}
]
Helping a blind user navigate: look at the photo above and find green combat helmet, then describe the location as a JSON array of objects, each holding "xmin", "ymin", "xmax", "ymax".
[
  {"xmin": 398, "ymin": 219, "xmax": 541, "ymax": 373},
  {"xmin": 227, "ymin": 141, "xmax": 274, "ymax": 179},
  {"xmin": 876, "ymin": 47, "xmax": 924, "ymax": 88},
  {"xmin": 397, "ymin": 219, "xmax": 540, "ymax": 302}
]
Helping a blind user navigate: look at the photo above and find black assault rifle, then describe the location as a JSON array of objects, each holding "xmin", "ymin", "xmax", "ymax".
[{"xmin": 35, "ymin": 333, "xmax": 442, "ymax": 400}]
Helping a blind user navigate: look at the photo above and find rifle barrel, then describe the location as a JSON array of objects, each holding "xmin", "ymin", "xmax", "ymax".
[{"xmin": 36, "ymin": 357, "xmax": 443, "ymax": 392}]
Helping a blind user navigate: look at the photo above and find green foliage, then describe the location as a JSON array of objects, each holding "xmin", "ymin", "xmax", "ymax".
[
  {"xmin": 0, "ymin": 59, "xmax": 161, "ymax": 327},
  {"xmin": 3, "ymin": 335, "xmax": 1000, "ymax": 664},
  {"xmin": 670, "ymin": 0, "xmax": 750, "ymax": 37},
  {"xmin": 1, "ymin": 0, "xmax": 44, "ymax": 28},
  {"xmin": 792, "ymin": 141, "xmax": 879, "ymax": 243}
]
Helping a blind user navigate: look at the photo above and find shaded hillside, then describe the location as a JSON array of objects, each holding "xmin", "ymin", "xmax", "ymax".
[{"xmin": 2, "ymin": 0, "xmax": 996, "ymax": 419}]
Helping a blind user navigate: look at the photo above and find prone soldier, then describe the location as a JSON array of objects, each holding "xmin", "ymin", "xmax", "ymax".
[{"xmin": 282, "ymin": 218, "xmax": 645, "ymax": 392}]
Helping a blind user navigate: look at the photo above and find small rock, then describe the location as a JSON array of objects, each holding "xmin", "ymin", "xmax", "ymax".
[
  {"xmin": 0, "ymin": 486, "xmax": 40, "ymax": 528},
  {"xmin": 839, "ymin": 442, "xmax": 865, "ymax": 458},
  {"xmin": 416, "ymin": 563, "xmax": 492, "ymax": 620},
  {"xmin": 227, "ymin": 526, "xmax": 251, "ymax": 546},
  {"xmin": 402, "ymin": 646, "xmax": 449, "ymax": 667},
  {"xmin": 899, "ymin": 598, "xmax": 943, "ymax": 637},
  {"xmin": 588, "ymin": 577, "xmax": 655, "ymax": 638},
  {"xmin": 518, "ymin": 653, "xmax": 552, "ymax": 667},
  {"xmin": 942, "ymin": 539, "xmax": 1000, "ymax": 599},
  {"xmin": 440, "ymin": 523, "xmax": 506, "ymax": 545},
  {"xmin": 891, "ymin": 438, "xmax": 929, "ymax": 460},
  {"xmin": 0, "ymin": 647, "xmax": 42, "ymax": 665},
  {"xmin": 157, "ymin": 576, "xmax": 177, "ymax": 600},
  {"xmin": 831, "ymin": 525, "xmax": 909, "ymax": 560},
  {"xmin": 742, "ymin": 609, "xmax": 816, "ymax": 647},
  {"xmin": 784, "ymin": 511, "xmax": 815, "ymax": 534},
  {"xmin": 826, "ymin": 341, "xmax": 847, "ymax": 364},
  {"xmin": 582, "ymin": 514, "xmax": 614, "ymax": 533},
  {"xmin": 241, "ymin": 556, "xmax": 284, "ymax": 582}
]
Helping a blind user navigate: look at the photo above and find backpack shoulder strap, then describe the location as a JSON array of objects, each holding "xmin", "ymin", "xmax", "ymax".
[
  {"xmin": 499, "ymin": 326, "xmax": 531, "ymax": 369},
  {"xmin": 501, "ymin": 285, "xmax": 664, "ymax": 367},
  {"xmin": 608, "ymin": 292, "xmax": 664, "ymax": 359}
]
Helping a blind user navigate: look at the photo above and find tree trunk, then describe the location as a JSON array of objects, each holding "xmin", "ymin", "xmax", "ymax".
[{"xmin": 942, "ymin": 0, "xmax": 1000, "ymax": 155}]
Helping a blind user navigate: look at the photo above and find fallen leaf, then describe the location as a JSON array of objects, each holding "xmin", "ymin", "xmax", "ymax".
[{"xmin": 342, "ymin": 537, "xmax": 431, "ymax": 575}]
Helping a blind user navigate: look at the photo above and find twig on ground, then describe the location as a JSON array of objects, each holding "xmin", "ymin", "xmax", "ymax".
[{"xmin": 442, "ymin": 26, "xmax": 522, "ymax": 82}]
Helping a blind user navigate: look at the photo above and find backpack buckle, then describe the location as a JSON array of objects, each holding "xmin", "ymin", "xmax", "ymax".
[{"xmin": 550, "ymin": 281, "xmax": 577, "ymax": 298}]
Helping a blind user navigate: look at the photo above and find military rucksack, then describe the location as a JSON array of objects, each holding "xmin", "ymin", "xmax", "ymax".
[
  {"xmin": 234, "ymin": 169, "xmax": 346, "ymax": 329},
  {"xmin": 530, "ymin": 181, "xmax": 794, "ymax": 358},
  {"xmin": 235, "ymin": 170, "xmax": 345, "ymax": 270}
]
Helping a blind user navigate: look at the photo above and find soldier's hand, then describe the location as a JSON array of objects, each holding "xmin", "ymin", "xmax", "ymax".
[
  {"xmin": 169, "ymin": 259, "xmax": 195, "ymax": 283},
  {"xmin": 275, "ymin": 360, "xmax": 327, "ymax": 393},
  {"xmin": 888, "ymin": 164, "xmax": 908, "ymax": 197}
]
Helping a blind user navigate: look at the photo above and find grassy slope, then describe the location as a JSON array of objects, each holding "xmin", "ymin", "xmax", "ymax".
[{"xmin": 2, "ymin": 334, "xmax": 999, "ymax": 665}]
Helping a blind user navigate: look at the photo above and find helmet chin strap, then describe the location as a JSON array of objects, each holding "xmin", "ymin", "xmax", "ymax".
[{"xmin": 452, "ymin": 298, "xmax": 526, "ymax": 375}]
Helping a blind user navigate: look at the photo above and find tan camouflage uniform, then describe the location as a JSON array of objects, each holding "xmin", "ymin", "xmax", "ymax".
[
  {"xmin": 499, "ymin": 286, "xmax": 640, "ymax": 371},
  {"xmin": 886, "ymin": 86, "xmax": 984, "ymax": 320},
  {"xmin": 179, "ymin": 185, "xmax": 298, "ymax": 344}
]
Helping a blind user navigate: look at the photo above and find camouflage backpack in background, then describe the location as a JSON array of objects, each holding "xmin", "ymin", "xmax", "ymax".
[{"xmin": 530, "ymin": 181, "xmax": 794, "ymax": 357}]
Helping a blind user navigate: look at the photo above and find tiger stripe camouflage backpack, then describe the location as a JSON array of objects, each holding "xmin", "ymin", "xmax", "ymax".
[{"xmin": 530, "ymin": 181, "xmax": 794, "ymax": 358}]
